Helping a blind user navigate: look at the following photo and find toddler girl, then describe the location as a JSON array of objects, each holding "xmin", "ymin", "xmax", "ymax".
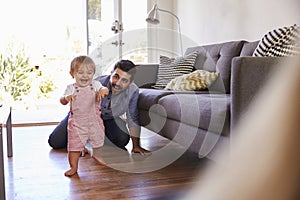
[{"xmin": 61, "ymin": 55, "xmax": 108, "ymax": 177}]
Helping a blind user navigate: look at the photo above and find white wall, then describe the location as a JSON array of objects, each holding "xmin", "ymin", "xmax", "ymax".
[
  {"xmin": 147, "ymin": 0, "xmax": 183, "ymax": 59},
  {"xmin": 174, "ymin": 0, "xmax": 300, "ymax": 45}
]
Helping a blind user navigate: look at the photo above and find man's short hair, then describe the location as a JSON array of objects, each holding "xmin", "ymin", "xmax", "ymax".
[{"xmin": 113, "ymin": 60, "xmax": 136, "ymax": 81}]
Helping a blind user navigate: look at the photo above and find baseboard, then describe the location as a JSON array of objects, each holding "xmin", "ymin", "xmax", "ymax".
[{"xmin": 12, "ymin": 122, "xmax": 59, "ymax": 127}]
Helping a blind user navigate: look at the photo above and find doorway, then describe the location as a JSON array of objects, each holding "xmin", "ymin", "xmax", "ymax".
[{"xmin": 87, "ymin": 0, "xmax": 148, "ymax": 76}]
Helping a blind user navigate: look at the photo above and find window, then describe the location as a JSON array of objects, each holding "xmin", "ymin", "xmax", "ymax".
[{"xmin": 0, "ymin": 0, "xmax": 87, "ymax": 123}]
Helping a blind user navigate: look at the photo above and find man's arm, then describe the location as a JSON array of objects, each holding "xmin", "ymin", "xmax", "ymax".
[{"xmin": 127, "ymin": 86, "xmax": 151, "ymax": 155}]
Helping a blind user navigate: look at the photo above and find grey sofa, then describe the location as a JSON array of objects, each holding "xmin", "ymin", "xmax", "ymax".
[{"xmin": 133, "ymin": 40, "xmax": 282, "ymax": 161}]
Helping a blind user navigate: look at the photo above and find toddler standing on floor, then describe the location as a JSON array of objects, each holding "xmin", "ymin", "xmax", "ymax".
[{"xmin": 60, "ymin": 55, "xmax": 109, "ymax": 177}]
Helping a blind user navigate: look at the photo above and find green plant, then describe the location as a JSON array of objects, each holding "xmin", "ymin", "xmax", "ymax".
[
  {"xmin": 0, "ymin": 43, "xmax": 32, "ymax": 101},
  {"xmin": 0, "ymin": 41, "xmax": 56, "ymax": 103},
  {"xmin": 38, "ymin": 76, "xmax": 57, "ymax": 99}
]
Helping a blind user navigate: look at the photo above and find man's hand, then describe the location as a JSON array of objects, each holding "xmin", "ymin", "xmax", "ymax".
[
  {"xmin": 97, "ymin": 87, "xmax": 109, "ymax": 101},
  {"xmin": 131, "ymin": 146, "xmax": 151, "ymax": 156},
  {"xmin": 129, "ymin": 126, "xmax": 151, "ymax": 155}
]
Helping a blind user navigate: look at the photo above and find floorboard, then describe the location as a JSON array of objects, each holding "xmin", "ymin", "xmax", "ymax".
[{"xmin": 3, "ymin": 126, "xmax": 213, "ymax": 200}]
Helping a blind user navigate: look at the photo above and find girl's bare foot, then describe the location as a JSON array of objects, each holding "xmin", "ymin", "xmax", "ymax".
[
  {"xmin": 64, "ymin": 168, "xmax": 77, "ymax": 177},
  {"xmin": 65, "ymin": 151, "xmax": 81, "ymax": 177}
]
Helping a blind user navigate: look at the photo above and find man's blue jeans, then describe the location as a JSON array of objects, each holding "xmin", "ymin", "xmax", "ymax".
[{"xmin": 48, "ymin": 112, "xmax": 130, "ymax": 149}]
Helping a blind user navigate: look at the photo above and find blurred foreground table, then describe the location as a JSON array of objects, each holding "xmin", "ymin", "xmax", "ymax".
[{"xmin": 0, "ymin": 105, "xmax": 12, "ymax": 200}]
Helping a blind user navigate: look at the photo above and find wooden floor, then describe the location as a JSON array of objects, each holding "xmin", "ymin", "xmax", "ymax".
[{"xmin": 3, "ymin": 125, "xmax": 213, "ymax": 200}]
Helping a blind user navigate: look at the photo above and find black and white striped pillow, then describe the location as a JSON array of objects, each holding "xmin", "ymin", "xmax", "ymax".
[
  {"xmin": 152, "ymin": 51, "xmax": 198, "ymax": 89},
  {"xmin": 253, "ymin": 24, "xmax": 300, "ymax": 57}
]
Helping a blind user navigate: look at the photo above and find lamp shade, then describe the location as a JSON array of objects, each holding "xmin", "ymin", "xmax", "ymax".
[{"xmin": 146, "ymin": 4, "xmax": 160, "ymax": 24}]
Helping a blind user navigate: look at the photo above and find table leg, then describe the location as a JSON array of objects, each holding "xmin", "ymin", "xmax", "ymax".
[
  {"xmin": 0, "ymin": 126, "xmax": 6, "ymax": 200},
  {"xmin": 6, "ymin": 108, "xmax": 12, "ymax": 157}
]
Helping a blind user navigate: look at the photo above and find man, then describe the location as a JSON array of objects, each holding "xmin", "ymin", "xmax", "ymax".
[{"xmin": 48, "ymin": 59, "xmax": 150, "ymax": 155}]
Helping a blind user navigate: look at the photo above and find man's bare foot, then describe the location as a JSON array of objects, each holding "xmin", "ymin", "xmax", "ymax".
[
  {"xmin": 81, "ymin": 147, "xmax": 93, "ymax": 157},
  {"xmin": 80, "ymin": 149, "xmax": 87, "ymax": 157},
  {"xmin": 64, "ymin": 168, "xmax": 77, "ymax": 177}
]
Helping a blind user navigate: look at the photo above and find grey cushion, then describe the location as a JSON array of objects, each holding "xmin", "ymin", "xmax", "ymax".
[
  {"xmin": 157, "ymin": 93, "xmax": 231, "ymax": 135},
  {"xmin": 138, "ymin": 88, "xmax": 212, "ymax": 110},
  {"xmin": 240, "ymin": 41, "xmax": 259, "ymax": 56},
  {"xmin": 138, "ymin": 89, "xmax": 174, "ymax": 110}
]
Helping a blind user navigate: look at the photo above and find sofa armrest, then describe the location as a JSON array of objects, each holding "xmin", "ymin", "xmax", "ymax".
[
  {"xmin": 230, "ymin": 56, "xmax": 284, "ymax": 131},
  {"xmin": 134, "ymin": 64, "xmax": 158, "ymax": 88}
]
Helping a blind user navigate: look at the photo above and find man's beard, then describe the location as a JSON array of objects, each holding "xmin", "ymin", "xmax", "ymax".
[{"xmin": 112, "ymin": 83, "xmax": 122, "ymax": 93}]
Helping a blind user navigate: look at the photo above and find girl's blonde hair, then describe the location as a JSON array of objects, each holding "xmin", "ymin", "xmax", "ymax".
[{"xmin": 69, "ymin": 56, "xmax": 95, "ymax": 77}]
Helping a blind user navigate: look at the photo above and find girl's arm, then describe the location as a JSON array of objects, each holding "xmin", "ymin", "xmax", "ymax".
[
  {"xmin": 60, "ymin": 95, "xmax": 73, "ymax": 105},
  {"xmin": 60, "ymin": 85, "xmax": 74, "ymax": 105}
]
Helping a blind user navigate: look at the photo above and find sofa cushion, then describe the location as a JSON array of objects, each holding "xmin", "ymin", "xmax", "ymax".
[
  {"xmin": 151, "ymin": 51, "xmax": 198, "ymax": 89},
  {"xmin": 253, "ymin": 24, "xmax": 300, "ymax": 57},
  {"xmin": 138, "ymin": 88, "xmax": 213, "ymax": 110},
  {"xmin": 138, "ymin": 88, "xmax": 174, "ymax": 110},
  {"xmin": 156, "ymin": 93, "xmax": 231, "ymax": 135},
  {"xmin": 164, "ymin": 70, "xmax": 219, "ymax": 91},
  {"xmin": 184, "ymin": 41, "xmax": 245, "ymax": 93},
  {"xmin": 240, "ymin": 41, "xmax": 259, "ymax": 56}
]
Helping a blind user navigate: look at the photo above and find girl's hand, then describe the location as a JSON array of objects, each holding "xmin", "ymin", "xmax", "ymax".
[
  {"xmin": 60, "ymin": 95, "xmax": 74, "ymax": 105},
  {"xmin": 97, "ymin": 87, "xmax": 109, "ymax": 101},
  {"xmin": 64, "ymin": 95, "xmax": 74, "ymax": 102}
]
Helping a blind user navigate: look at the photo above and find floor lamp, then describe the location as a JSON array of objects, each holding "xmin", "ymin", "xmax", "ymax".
[{"xmin": 146, "ymin": 4, "xmax": 183, "ymax": 56}]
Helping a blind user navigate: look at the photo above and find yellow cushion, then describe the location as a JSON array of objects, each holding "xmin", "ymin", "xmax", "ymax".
[{"xmin": 164, "ymin": 70, "xmax": 219, "ymax": 91}]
